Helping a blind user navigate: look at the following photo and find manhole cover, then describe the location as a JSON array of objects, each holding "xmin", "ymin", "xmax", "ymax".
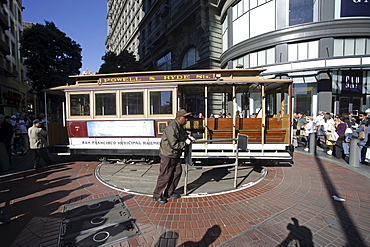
[{"xmin": 59, "ymin": 195, "xmax": 140, "ymax": 246}]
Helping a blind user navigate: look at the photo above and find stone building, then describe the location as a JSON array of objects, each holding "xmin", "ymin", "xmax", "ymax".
[
  {"xmin": 0, "ymin": 0, "xmax": 27, "ymax": 115},
  {"xmin": 106, "ymin": 0, "xmax": 370, "ymax": 116},
  {"xmin": 106, "ymin": 0, "xmax": 221, "ymax": 71}
]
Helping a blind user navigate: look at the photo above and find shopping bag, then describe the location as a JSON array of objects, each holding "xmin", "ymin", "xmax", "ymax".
[
  {"xmin": 329, "ymin": 129, "xmax": 339, "ymax": 141},
  {"xmin": 359, "ymin": 131, "xmax": 366, "ymax": 140}
]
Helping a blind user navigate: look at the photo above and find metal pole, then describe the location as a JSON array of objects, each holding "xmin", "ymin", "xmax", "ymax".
[
  {"xmin": 234, "ymin": 147, "xmax": 239, "ymax": 189},
  {"xmin": 184, "ymin": 143, "xmax": 192, "ymax": 195},
  {"xmin": 184, "ymin": 162, "xmax": 188, "ymax": 195},
  {"xmin": 205, "ymin": 86, "xmax": 208, "ymax": 139},
  {"xmin": 232, "ymin": 85, "xmax": 236, "ymax": 143},
  {"xmin": 349, "ymin": 138, "xmax": 360, "ymax": 167},
  {"xmin": 44, "ymin": 91, "xmax": 48, "ymax": 131},
  {"xmin": 309, "ymin": 132, "xmax": 317, "ymax": 154},
  {"xmin": 261, "ymin": 84, "xmax": 265, "ymax": 145}
]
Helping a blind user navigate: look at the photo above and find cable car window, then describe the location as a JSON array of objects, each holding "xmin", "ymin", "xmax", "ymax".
[
  {"xmin": 149, "ymin": 90, "xmax": 173, "ymax": 115},
  {"xmin": 95, "ymin": 92, "xmax": 116, "ymax": 116},
  {"xmin": 122, "ymin": 91, "xmax": 144, "ymax": 115},
  {"xmin": 70, "ymin": 93, "xmax": 90, "ymax": 116}
]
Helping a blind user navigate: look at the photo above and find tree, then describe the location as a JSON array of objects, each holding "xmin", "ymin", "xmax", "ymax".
[
  {"xmin": 99, "ymin": 50, "xmax": 142, "ymax": 74},
  {"xmin": 21, "ymin": 21, "xmax": 82, "ymax": 92}
]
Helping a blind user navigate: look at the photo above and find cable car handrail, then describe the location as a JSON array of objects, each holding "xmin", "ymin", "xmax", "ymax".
[{"xmin": 184, "ymin": 134, "xmax": 249, "ymax": 195}]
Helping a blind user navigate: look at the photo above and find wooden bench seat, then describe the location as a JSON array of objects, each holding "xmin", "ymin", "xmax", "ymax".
[{"xmin": 206, "ymin": 117, "xmax": 288, "ymax": 143}]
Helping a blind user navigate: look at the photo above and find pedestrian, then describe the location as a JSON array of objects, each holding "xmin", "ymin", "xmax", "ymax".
[
  {"xmin": 292, "ymin": 113, "xmax": 298, "ymax": 148},
  {"xmin": 356, "ymin": 117, "xmax": 370, "ymax": 164},
  {"xmin": 296, "ymin": 112, "xmax": 307, "ymax": 147},
  {"xmin": 314, "ymin": 111, "xmax": 325, "ymax": 145},
  {"xmin": 0, "ymin": 114, "xmax": 14, "ymax": 167},
  {"xmin": 334, "ymin": 116, "xmax": 346, "ymax": 159},
  {"xmin": 358, "ymin": 112, "xmax": 367, "ymax": 125},
  {"xmin": 16, "ymin": 114, "xmax": 29, "ymax": 155},
  {"xmin": 350, "ymin": 116, "xmax": 358, "ymax": 130},
  {"xmin": 343, "ymin": 116, "xmax": 353, "ymax": 157},
  {"xmin": 303, "ymin": 117, "xmax": 315, "ymax": 152},
  {"xmin": 28, "ymin": 119, "xmax": 54, "ymax": 169},
  {"xmin": 318, "ymin": 113, "xmax": 335, "ymax": 155},
  {"xmin": 152, "ymin": 109, "xmax": 193, "ymax": 204}
]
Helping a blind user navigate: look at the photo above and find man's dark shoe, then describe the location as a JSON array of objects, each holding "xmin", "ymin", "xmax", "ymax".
[
  {"xmin": 164, "ymin": 194, "xmax": 181, "ymax": 199},
  {"xmin": 153, "ymin": 197, "xmax": 168, "ymax": 204},
  {"xmin": 170, "ymin": 194, "xmax": 181, "ymax": 199}
]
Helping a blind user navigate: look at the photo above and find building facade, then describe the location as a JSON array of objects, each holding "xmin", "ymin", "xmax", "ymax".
[
  {"xmin": 106, "ymin": 0, "xmax": 370, "ymax": 116},
  {"xmin": 220, "ymin": 0, "xmax": 370, "ymax": 116},
  {"xmin": 106, "ymin": 0, "xmax": 221, "ymax": 71},
  {"xmin": 106, "ymin": 0, "xmax": 143, "ymax": 59},
  {"xmin": 0, "ymin": 0, "xmax": 27, "ymax": 115}
]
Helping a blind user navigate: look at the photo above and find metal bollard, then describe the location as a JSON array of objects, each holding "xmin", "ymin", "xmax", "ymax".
[
  {"xmin": 349, "ymin": 138, "xmax": 360, "ymax": 167},
  {"xmin": 309, "ymin": 132, "xmax": 317, "ymax": 155}
]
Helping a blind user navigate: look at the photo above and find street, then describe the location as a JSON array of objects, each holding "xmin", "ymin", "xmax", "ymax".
[{"xmin": 0, "ymin": 149, "xmax": 369, "ymax": 246}]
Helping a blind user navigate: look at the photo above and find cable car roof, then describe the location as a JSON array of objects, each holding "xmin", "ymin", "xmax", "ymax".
[{"xmin": 48, "ymin": 69, "xmax": 292, "ymax": 92}]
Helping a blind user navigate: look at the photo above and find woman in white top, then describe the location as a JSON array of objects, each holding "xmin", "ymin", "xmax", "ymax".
[
  {"xmin": 318, "ymin": 113, "xmax": 335, "ymax": 155},
  {"xmin": 304, "ymin": 117, "xmax": 316, "ymax": 151}
]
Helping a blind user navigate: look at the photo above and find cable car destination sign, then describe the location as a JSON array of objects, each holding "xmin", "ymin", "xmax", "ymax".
[{"xmin": 99, "ymin": 73, "xmax": 215, "ymax": 84}]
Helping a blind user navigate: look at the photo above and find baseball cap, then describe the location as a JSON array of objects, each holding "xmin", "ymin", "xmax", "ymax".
[
  {"xmin": 176, "ymin": 109, "xmax": 191, "ymax": 118},
  {"xmin": 33, "ymin": 119, "xmax": 44, "ymax": 124}
]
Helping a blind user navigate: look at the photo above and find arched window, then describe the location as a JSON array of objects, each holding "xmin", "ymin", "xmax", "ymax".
[{"xmin": 181, "ymin": 47, "xmax": 199, "ymax": 69}]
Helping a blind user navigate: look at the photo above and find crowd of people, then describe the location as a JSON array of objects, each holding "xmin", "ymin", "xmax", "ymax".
[
  {"xmin": 293, "ymin": 110, "xmax": 369, "ymax": 163},
  {"xmin": 0, "ymin": 112, "xmax": 54, "ymax": 171}
]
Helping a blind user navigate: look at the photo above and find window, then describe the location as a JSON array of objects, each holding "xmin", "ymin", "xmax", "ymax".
[
  {"xmin": 250, "ymin": 52, "xmax": 258, "ymax": 67},
  {"xmin": 334, "ymin": 38, "xmax": 370, "ymax": 57},
  {"xmin": 233, "ymin": 13, "xmax": 249, "ymax": 45},
  {"xmin": 231, "ymin": 0, "xmax": 274, "ymax": 44},
  {"xmin": 266, "ymin": 48, "xmax": 275, "ymax": 65},
  {"xmin": 289, "ymin": 0, "xmax": 313, "ymax": 26},
  {"xmin": 121, "ymin": 91, "xmax": 144, "ymax": 116},
  {"xmin": 149, "ymin": 90, "xmax": 173, "ymax": 115},
  {"xmin": 222, "ymin": 18, "xmax": 228, "ymax": 52},
  {"xmin": 344, "ymin": 39, "xmax": 355, "ymax": 56},
  {"xmin": 157, "ymin": 52, "xmax": 171, "ymax": 70},
  {"xmin": 69, "ymin": 93, "xmax": 90, "ymax": 117},
  {"xmin": 181, "ymin": 47, "xmax": 199, "ymax": 69},
  {"xmin": 95, "ymin": 92, "xmax": 117, "ymax": 116},
  {"xmin": 288, "ymin": 41, "xmax": 318, "ymax": 61}
]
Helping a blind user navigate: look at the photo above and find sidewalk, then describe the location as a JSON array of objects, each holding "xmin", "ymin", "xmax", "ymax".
[{"xmin": 0, "ymin": 149, "xmax": 369, "ymax": 246}]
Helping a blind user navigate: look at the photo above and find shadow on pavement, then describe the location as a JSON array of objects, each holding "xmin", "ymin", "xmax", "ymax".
[
  {"xmin": 153, "ymin": 225, "xmax": 221, "ymax": 247},
  {"xmin": 279, "ymin": 218, "xmax": 314, "ymax": 247},
  {"xmin": 0, "ymin": 156, "xmax": 99, "ymax": 246},
  {"xmin": 176, "ymin": 167, "xmax": 231, "ymax": 194},
  {"xmin": 314, "ymin": 155, "xmax": 365, "ymax": 246}
]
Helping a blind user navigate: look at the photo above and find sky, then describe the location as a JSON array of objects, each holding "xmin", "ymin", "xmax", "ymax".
[{"xmin": 22, "ymin": 0, "xmax": 107, "ymax": 74}]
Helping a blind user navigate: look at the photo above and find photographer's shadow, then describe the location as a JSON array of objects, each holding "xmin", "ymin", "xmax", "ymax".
[
  {"xmin": 279, "ymin": 218, "xmax": 314, "ymax": 247},
  {"xmin": 153, "ymin": 225, "xmax": 221, "ymax": 247}
]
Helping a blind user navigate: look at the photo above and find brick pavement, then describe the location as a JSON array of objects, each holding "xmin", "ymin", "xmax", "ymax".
[{"xmin": 0, "ymin": 151, "xmax": 369, "ymax": 246}]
